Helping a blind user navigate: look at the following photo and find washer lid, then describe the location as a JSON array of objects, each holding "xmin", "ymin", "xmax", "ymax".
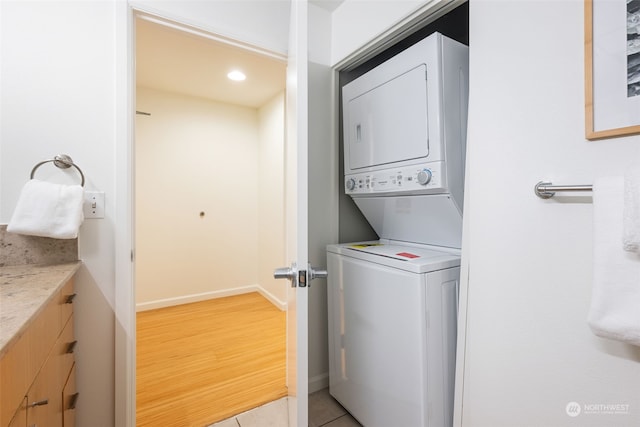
[{"xmin": 328, "ymin": 242, "xmax": 460, "ymax": 273}]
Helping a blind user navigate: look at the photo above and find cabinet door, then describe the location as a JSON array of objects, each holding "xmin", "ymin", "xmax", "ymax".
[
  {"xmin": 0, "ymin": 333, "xmax": 29, "ymax": 427},
  {"xmin": 26, "ymin": 353, "xmax": 62, "ymax": 427},
  {"xmin": 62, "ymin": 364, "xmax": 77, "ymax": 427},
  {"xmin": 7, "ymin": 398, "xmax": 26, "ymax": 427},
  {"xmin": 59, "ymin": 278, "xmax": 75, "ymax": 329},
  {"xmin": 58, "ymin": 318, "xmax": 75, "ymax": 389}
]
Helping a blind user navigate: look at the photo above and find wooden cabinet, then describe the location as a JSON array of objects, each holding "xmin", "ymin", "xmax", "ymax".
[
  {"xmin": 62, "ymin": 365, "xmax": 77, "ymax": 427},
  {"xmin": 7, "ymin": 399, "xmax": 25, "ymax": 427},
  {"xmin": 0, "ymin": 277, "xmax": 77, "ymax": 427}
]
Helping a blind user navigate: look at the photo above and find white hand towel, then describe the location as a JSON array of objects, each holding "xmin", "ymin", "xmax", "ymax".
[
  {"xmin": 7, "ymin": 179, "xmax": 84, "ymax": 239},
  {"xmin": 588, "ymin": 176, "xmax": 640, "ymax": 346},
  {"xmin": 623, "ymin": 167, "xmax": 640, "ymax": 251}
]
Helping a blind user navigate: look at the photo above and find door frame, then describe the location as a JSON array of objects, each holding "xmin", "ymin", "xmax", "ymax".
[
  {"xmin": 114, "ymin": 3, "xmax": 135, "ymax": 425},
  {"xmin": 114, "ymin": 4, "xmax": 293, "ymax": 426}
]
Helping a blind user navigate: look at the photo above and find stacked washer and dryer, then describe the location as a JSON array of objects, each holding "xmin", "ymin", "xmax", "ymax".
[{"xmin": 326, "ymin": 32, "xmax": 469, "ymax": 427}]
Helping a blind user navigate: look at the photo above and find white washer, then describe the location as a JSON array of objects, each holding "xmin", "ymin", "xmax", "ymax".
[{"xmin": 327, "ymin": 241, "xmax": 460, "ymax": 427}]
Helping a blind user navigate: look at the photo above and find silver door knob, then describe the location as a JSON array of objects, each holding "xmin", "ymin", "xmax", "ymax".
[
  {"xmin": 274, "ymin": 266, "xmax": 296, "ymax": 280},
  {"xmin": 308, "ymin": 266, "xmax": 328, "ymax": 281},
  {"xmin": 274, "ymin": 263, "xmax": 327, "ymax": 288}
]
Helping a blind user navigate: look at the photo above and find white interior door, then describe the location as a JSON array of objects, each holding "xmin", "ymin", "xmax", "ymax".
[{"xmin": 285, "ymin": 0, "xmax": 308, "ymax": 425}]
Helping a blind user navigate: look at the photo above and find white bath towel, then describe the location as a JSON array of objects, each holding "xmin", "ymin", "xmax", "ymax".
[
  {"xmin": 7, "ymin": 179, "xmax": 84, "ymax": 239},
  {"xmin": 588, "ymin": 176, "xmax": 640, "ymax": 346},
  {"xmin": 623, "ymin": 166, "xmax": 640, "ymax": 252}
]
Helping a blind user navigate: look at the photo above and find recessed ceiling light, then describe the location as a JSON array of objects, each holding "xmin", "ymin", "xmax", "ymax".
[{"xmin": 227, "ymin": 70, "xmax": 246, "ymax": 81}]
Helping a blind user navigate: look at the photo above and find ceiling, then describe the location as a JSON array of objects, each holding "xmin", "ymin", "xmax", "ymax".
[{"xmin": 136, "ymin": 17, "xmax": 287, "ymax": 109}]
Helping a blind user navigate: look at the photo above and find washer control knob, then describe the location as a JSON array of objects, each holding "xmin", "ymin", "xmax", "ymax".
[
  {"xmin": 346, "ymin": 178, "xmax": 356, "ymax": 191},
  {"xmin": 417, "ymin": 169, "xmax": 432, "ymax": 185}
]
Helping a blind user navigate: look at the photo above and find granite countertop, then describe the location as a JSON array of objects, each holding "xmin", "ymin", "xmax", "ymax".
[{"xmin": 0, "ymin": 261, "xmax": 82, "ymax": 358}]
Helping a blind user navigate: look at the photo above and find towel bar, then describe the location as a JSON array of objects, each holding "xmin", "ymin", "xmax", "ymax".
[
  {"xmin": 30, "ymin": 154, "xmax": 85, "ymax": 187},
  {"xmin": 534, "ymin": 181, "xmax": 593, "ymax": 199}
]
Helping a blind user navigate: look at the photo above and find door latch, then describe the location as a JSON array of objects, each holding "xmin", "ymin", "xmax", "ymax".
[{"xmin": 298, "ymin": 270, "xmax": 307, "ymax": 287}]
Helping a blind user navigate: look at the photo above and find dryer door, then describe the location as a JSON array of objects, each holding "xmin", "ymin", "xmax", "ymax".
[{"xmin": 345, "ymin": 64, "xmax": 429, "ymax": 171}]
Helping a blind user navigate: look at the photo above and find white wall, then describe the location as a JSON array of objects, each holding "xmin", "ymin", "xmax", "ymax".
[
  {"xmin": 458, "ymin": 1, "xmax": 640, "ymax": 426},
  {"xmin": 1, "ymin": 1, "xmax": 116, "ymax": 425},
  {"xmin": 130, "ymin": 0, "xmax": 290, "ymax": 55},
  {"xmin": 258, "ymin": 93, "xmax": 287, "ymax": 304},
  {"xmin": 306, "ymin": 60, "xmax": 336, "ymax": 392},
  {"xmin": 306, "ymin": 3, "xmax": 337, "ymax": 394},
  {"xmin": 135, "ymin": 87, "xmax": 269, "ymax": 306},
  {"xmin": 330, "ymin": 0, "xmax": 425, "ymax": 65}
]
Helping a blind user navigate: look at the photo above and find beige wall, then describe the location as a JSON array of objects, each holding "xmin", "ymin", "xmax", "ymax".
[
  {"xmin": 135, "ymin": 87, "xmax": 285, "ymax": 308},
  {"xmin": 258, "ymin": 93, "xmax": 287, "ymax": 304}
]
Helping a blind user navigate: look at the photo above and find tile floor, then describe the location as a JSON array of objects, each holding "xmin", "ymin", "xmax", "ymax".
[{"xmin": 209, "ymin": 388, "xmax": 361, "ymax": 427}]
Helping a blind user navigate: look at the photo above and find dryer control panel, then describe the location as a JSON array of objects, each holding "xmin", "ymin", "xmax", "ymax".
[{"xmin": 345, "ymin": 162, "xmax": 447, "ymax": 196}]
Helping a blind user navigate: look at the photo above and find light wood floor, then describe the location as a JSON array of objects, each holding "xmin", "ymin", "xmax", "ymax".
[{"xmin": 136, "ymin": 293, "xmax": 287, "ymax": 427}]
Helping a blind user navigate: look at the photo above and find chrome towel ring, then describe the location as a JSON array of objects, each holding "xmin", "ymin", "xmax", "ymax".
[{"xmin": 30, "ymin": 154, "xmax": 85, "ymax": 187}]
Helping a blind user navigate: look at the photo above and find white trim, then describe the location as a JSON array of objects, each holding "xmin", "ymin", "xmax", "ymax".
[
  {"xmin": 114, "ymin": 3, "xmax": 135, "ymax": 427},
  {"xmin": 136, "ymin": 13, "xmax": 287, "ymax": 62},
  {"xmin": 332, "ymin": 0, "xmax": 464, "ymax": 70},
  {"xmin": 308, "ymin": 373, "xmax": 329, "ymax": 394},
  {"xmin": 136, "ymin": 285, "xmax": 287, "ymax": 312},
  {"xmin": 258, "ymin": 286, "xmax": 288, "ymax": 311}
]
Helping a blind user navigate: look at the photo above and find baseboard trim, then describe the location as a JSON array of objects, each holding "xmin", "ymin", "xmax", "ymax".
[
  {"xmin": 136, "ymin": 285, "xmax": 287, "ymax": 312},
  {"xmin": 255, "ymin": 286, "xmax": 288, "ymax": 311},
  {"xmin": 308, "ymin": 373, "xmax": 329, "ymax": 394}
]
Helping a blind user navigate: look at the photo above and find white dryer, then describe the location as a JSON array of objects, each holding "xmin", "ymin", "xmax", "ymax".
[
  {"xmin": 327, "ymin": 31, "xmax": 469, "ymax": 427},
  {"xmin": 327, "ymin": 242, "xmax": 460, "ymax": 427}
]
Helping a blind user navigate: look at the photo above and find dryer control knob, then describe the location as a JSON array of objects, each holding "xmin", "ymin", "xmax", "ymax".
[
  {"xmin": 417, "ymin": 169, "xmax": 432, "ymax": 185},
  {"xmin": 346, "ymin": 178, "xmax": 356, "ymax": 191}
]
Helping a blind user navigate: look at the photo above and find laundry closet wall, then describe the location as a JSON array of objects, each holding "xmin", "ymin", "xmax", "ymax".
[{"xmin": 135, "ymin": 87, "xmax": 286, "ymax": 309}]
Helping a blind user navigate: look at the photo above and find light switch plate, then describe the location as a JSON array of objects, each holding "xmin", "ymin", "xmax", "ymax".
[{"xmin": 84, "ymin": 191, "xmax": 105, "ymax": 219}]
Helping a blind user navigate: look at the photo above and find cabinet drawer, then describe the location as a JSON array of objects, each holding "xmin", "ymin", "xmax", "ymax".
[
  {"xmin": 7, "ymin": 398, "xmax": 26, "ymax": 427},
  {"xmin": 24, "ymin": 314, "xmax": 76, "ymax": 427},
  {"xmin": 0, "ymin": 330, "xmax": 29, "ymax": 427},
  {"xmin": 59, "ymin": 278, "xmax": 75, "ymax": 329},
  {"xmin": 0, "ymin": 295, "xmax": 57, "ymax": 427},
  {"xmin": 56, "ymin": 316, "xmax": 76, "ymax": 392},
  {"xmin": 26, "ymin": 347, "xmax": 63, "ymax": 427},
  {"xmin": 62, "ymin": 364, "xmax": 77, "ymax": 427}
]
